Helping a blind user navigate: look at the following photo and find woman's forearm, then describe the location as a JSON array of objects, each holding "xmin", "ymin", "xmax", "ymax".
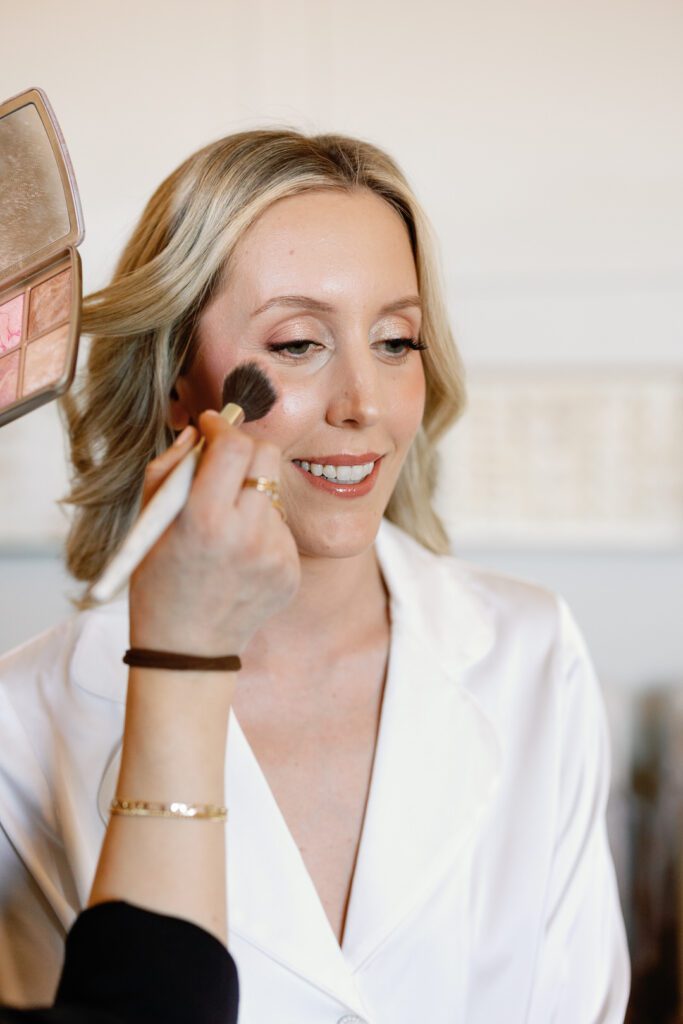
[
  {"xmin": 88, "ymin": 410, "xmax": 297, "ymax": 955},
  {"xmin": 88, "ymin": 666, "xmax": 236, "ymax": 944}
]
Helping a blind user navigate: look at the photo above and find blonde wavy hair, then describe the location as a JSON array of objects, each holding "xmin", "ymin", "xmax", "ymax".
[{"xmin": 61, "ymin": 129, "xmax": 467, "ymax": 598}]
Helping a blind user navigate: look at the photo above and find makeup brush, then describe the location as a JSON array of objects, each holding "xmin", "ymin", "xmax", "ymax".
[{"xmin": 89, "ymin": 362, "xmax": 278, "ymax": 604}]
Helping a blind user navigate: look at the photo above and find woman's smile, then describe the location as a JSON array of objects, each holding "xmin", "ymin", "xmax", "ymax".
[{"xmin": 291, "ymin": 453, "xmax": 383, "ymax": 496}]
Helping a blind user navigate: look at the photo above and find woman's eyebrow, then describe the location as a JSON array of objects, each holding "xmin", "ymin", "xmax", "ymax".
[{"xmin": 251, "ymin": 294, "xmax": 422, "ymax": 317}]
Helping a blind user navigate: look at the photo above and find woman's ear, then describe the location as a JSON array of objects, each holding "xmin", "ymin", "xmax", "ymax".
[{"xmin": 167, "ymin": 379, "xmax": 193, "ymax": 432}]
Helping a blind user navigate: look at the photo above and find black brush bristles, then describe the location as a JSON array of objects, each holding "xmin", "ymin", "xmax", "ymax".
[{"xmin": 220, "ymin": 362, "xmax": 278, "ymax": 422}]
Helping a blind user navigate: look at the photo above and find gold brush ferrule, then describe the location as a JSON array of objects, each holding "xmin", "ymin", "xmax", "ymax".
[{"xmin": 221, "ymin": 402, "xmax": 245, "ymax": 427}]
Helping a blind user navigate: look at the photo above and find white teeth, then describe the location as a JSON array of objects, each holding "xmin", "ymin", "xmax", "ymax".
[
  {"xmin": 294, "ymin": 459, "xmax": 376, "ymax": 483},
  {"xmin": 348, "ymin": 464, "xmax": 374, "ymax": 483}
]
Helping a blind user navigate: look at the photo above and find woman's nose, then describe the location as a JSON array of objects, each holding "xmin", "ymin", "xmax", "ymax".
[{"xmin": 325, "ymin": 349, "xmax": 381, "ymax": 429}]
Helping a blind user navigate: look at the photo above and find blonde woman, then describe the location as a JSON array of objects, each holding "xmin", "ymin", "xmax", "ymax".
[{"xmin": 0, "ymin": 131, "xmax": 629, "ymax": 1022}]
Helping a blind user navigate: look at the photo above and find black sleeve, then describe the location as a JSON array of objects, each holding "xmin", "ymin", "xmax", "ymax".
[{"xmin": 0, "ymin": 902, "xmax": 239, "ymax": 1024}]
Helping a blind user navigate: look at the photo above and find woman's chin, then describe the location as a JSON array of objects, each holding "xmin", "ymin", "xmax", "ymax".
[{"xmin": 290, "ymin": 508, "xmax": 385, "ymax": 561}]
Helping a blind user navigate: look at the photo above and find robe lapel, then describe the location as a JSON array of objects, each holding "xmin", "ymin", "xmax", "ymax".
[
  {"xmin": 339, "ymin": 520, "xmax": 502, "ymax": 969},
  {"xmin": 226, "ymin": 712, "xmax": 370, "ymax": 1014}
]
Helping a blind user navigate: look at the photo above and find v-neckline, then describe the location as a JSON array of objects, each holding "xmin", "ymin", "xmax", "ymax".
[{"xmin": 226, "ymin": 569, "xmax": 399, "ymax": 959}]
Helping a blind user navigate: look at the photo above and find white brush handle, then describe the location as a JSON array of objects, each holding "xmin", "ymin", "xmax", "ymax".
[{"xmin": 90, "ymin": 404, "xmax": 244, "ymax": 604}]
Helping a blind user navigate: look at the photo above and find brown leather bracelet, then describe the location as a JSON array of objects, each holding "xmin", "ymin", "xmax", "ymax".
[{"xmin": 123, "ymin": 648, "xmax": 242, "ymax": 671}]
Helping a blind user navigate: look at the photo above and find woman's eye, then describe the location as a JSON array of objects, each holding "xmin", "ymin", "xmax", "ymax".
[
  {"xmin": 267, "ymin": 340, "xmax": 320, "ymax": 358},
  {"xmin": 378, "ymin": 338, "xmax": 428, "ymax": 357}
]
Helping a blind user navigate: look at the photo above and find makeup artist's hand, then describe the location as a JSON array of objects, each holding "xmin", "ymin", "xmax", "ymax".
[{"xmin": 129, "ymin": 414, "xmax": 300, "ymax": 656}]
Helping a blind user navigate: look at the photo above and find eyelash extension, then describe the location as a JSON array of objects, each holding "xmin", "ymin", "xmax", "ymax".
[
  {"xmin": 267, "ymin": 338, "xmax": 429, "ymax": 356},
  {"xmin": 395, "ymin": 338, "xmax": 429, "ymax": 351}
]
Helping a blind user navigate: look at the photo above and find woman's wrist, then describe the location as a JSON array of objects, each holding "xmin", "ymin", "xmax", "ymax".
[
  {"xmin": 125, "ymin": 664, "xmax": 238, "ymax": 717},
  {"xmin": 117, "ymin": 667, "xmax": 236, "ymax": 802}
]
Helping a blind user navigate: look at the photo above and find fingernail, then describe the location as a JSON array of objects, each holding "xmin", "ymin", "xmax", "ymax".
[{"xmin": 173, "ymin": 425, "xmax": 195, "ymax": 446}]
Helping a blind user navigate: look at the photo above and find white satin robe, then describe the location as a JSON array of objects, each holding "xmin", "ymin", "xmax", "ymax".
[{"xmin": 0, "ymin": 518, "xmax": 630, "ymax": 1021}]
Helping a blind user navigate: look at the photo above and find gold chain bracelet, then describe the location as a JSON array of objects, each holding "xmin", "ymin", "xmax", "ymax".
[{"xmin": 110, "ymin": 798, "xmax": 228, "ymax": 822}]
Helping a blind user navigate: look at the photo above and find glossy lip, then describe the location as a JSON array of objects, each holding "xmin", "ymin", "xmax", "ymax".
[
  {"xmin": 292, "ymin": 455, "xmax": 383, "ymax": 498},
  {"xmin": 292, "ymin": 452, "xmax": 381, "ymax": 467}
]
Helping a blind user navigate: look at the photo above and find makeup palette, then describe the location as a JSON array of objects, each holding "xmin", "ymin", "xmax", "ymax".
[{"xmin": 0, "ymin": 88, "xmax": 83, "ymax": 428}]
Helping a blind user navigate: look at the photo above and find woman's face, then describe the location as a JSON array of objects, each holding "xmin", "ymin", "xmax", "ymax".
[{"xmin": 171, "ymin": 187, "xmax": 426, "ymax": 559}]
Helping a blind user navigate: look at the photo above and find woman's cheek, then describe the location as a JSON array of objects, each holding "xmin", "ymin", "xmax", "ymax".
[
  {"xmin": 275, "ymin": 380, "xmax": 324, "ymax": 423},
  {"xmin": 241, "ymin": 377, "xmax": 320, "ymax": 445},
  {"xmin": 392, "ymin": 364, "xmax": 427, "ymax": 441}
]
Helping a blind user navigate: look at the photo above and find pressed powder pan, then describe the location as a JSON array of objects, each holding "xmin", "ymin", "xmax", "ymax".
[{"xmin": 0, "ymin": 87, "xmax": 83, "ymax": 428}]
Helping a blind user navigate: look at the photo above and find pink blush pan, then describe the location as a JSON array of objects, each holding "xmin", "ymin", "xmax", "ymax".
[
  {"xmin": 0, "ymin": 293, "xmax": 24, "ymax": 354},
  {"xmin": 0, "ymin": 262, "xmax": 74, "ymax": 417}
]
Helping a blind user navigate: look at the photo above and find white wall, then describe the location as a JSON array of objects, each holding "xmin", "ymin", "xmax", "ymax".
[{"xmin": 1, "ymin": 0, "xmax": 681, "ymax": 690}]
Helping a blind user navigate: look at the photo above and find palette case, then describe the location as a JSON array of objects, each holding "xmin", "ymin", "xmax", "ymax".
[{"xmin": 0, "ymin": 87, "xmax": 83, "ymax": 428}]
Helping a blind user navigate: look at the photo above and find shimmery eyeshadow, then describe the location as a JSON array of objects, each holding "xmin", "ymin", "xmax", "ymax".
[
  {"xmin": 27, "ymin": 268, "xmax": 71, "ymax": 340},
  {"xmin": 0, "ymin": 293, "xmax": 24, "ymax": 354},
  {"xmin": 22, "ymin": 322, "xmax": 69, "ymax": 396},
  {"xmin": 0, "ymin": 350, "xmax": 20, "ymax": 406}
]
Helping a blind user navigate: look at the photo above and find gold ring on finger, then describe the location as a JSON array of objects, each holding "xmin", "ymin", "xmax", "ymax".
[
  {"xmin": 243, "ymin": 477, "xmax": 286, "ymax": 522},
  {"xmin": 243, "ymin": 476, "xmax": 280, "ymax": 497}
]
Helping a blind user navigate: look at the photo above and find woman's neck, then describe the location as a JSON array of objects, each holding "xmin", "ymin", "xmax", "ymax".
[{"xmin": 240, "ymin": 541, "xmax": 389, "ymax": 680}]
